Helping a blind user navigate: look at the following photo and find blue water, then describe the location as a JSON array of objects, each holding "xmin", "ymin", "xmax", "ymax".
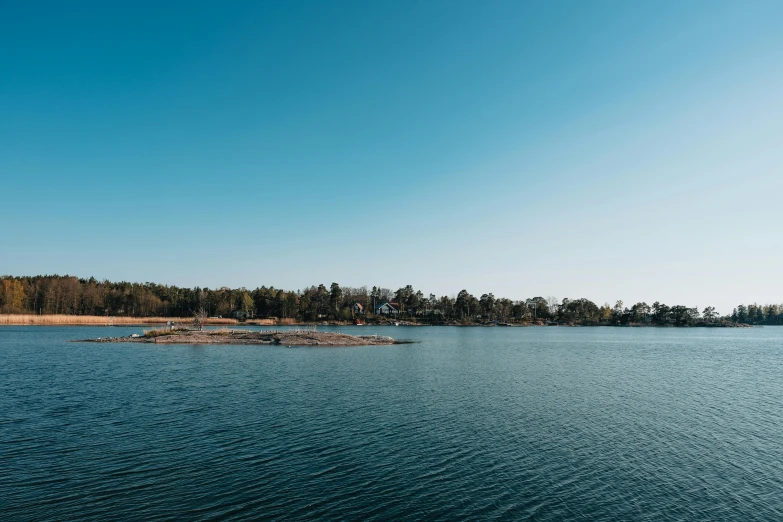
[{"xmin": 2, "ymin": 325, "xmax": 783, "ymax": 521}]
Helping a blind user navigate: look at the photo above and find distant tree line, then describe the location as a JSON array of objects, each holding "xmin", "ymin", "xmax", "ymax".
[{"xmin": 1, "ymin": 275, "xmax": 781, "ymax": 326}]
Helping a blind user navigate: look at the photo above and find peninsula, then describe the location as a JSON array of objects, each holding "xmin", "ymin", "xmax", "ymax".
[{"xmin": 75, "ymin": 329, "xmax": 400, "ymax": 346}]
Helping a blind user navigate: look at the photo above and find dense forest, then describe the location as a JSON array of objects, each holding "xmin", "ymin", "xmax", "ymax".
[{"xmin": 1, "ymin": 275, "xmax": 781, "ymax": 326}]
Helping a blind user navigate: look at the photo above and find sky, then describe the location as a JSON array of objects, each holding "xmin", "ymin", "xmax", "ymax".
[{"xmin": 1, "ymin": 0, "xmax": 782, "ymax": 314}]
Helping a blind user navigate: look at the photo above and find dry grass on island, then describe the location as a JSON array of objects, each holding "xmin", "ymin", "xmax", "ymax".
[{"xmin": 75, "ymin": 328, "xmax": 403, "ymax": 346}]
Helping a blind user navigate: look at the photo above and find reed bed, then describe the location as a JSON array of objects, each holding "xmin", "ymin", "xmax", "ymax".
[
  {"xmin": 0, "ymin": 314, "xmax": 238, "ymax": 326},
  {"xmin": 245, "ymin": 318, "xmax": 298, "ymax": 326}
]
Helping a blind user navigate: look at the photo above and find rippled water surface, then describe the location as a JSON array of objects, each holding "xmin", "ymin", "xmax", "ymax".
[{"xmin": 2, "ymin": 325, "xmax": 783, "ymax": 521}]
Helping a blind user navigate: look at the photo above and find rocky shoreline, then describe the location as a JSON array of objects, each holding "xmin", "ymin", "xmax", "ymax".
[{"xmin": 74, "ymin": 329, "xmax": 401, "ymax": 346}]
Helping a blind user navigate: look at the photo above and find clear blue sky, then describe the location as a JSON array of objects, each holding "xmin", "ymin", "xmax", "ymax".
[{"xmin": 2, "ymin": 0, "xmax": 781, "ymax": 313}]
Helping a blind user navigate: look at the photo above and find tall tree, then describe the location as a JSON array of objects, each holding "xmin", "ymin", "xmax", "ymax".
[
  {"xmin": 479, "ymin": 293, "xmax": 495, "ymax": 321},
  {"xmin": 329, "ymin": 283, "xmax": 342, "ymax": 313}
]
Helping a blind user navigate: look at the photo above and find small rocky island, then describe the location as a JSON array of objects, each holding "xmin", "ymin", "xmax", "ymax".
[{"xmin": 76, "ymin": 329, "xmax": 401, "ymax": 346}]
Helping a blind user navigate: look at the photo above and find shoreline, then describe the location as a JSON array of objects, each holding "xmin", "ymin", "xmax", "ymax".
[
  {"xmin": 0, "ymin": 322, "xmax": 756, "ymax": 329},
  {"xmin": 0, "ymin": 316, "xmax": 756, "ymax": 329},
  {"xmin": 0, "ymin": 316, "xmax": 765, "ymax": 328}
]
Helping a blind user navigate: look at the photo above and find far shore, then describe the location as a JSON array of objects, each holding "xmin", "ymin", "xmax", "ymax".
[{"xmin": 0, "ymin": 314, "xmax": 754, "ymax": 328}]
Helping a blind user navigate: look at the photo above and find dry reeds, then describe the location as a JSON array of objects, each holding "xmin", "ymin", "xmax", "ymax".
[
  {"xmin": 143, "ymin": 326, "xmax": 190, "ymax": 337},
  {"xmin": 244, "ymin": 318, "xmax": 279, "ymax": 326},
  {"xmin": 0, "ymin": 315, "xmax": 239, "ymax": 326},
  {"xmin": 245, "ymin": 317, "xmax": 299, "ymax": 326}
]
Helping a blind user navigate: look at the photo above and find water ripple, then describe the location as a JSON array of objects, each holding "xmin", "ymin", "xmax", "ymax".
[{"xmin": 2, "ymin": 326, "xmax": 783, "ymax": 520}]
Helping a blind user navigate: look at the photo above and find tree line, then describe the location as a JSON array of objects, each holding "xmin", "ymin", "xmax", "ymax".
[{"xmin": 1, "ymin": 275, "xmax": 781, "ymax": 326}]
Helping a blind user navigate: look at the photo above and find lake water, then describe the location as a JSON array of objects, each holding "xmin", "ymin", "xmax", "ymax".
[{"xmin": 2, "ymin": 325, "xmax": 783, "ymax": 521}]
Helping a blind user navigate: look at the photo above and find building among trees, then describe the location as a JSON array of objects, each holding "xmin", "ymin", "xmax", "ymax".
[{"xmin": 374, "ymin": 303, "xmax": 399, "ymax": 316}]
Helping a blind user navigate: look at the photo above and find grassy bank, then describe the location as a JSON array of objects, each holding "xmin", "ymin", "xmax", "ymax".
[{"xmin": 0, "ymin": 314, "xmax": 239, "ymax": 326}]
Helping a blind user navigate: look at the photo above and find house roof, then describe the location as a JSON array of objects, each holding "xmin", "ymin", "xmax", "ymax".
[{"xmin": 353, "ymin": 303, "xmax": 364, "ymax": 310}]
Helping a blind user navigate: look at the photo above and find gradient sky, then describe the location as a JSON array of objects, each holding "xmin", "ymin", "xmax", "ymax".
[{"xmin": 2, "ymin": 0, "xmax": 782, "ymax": 314}]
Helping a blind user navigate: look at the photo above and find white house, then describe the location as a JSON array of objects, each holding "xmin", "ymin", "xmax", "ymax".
[{"xmin": 374, "ymin": 302, "xmax": 399, "ymax": 316}]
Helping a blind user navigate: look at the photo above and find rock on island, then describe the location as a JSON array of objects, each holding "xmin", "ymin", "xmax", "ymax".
[{"xmin": 76, "ymin": 329, "xmax": 399, "ymax": 346}]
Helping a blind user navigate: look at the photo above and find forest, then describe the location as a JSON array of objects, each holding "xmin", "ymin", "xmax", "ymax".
[{"xmin": 1, "ymin": 275, "xmax": 781, "ymax": 326}]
